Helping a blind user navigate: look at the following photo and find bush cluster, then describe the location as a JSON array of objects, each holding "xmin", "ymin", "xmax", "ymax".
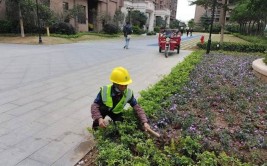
[
  {"xmin": 132, "ymin": 25, "xmax": 145, "ymax": 34},
  {"xmin": 0, "ymin": 20, "xmax": 12, "ymax": 33},
  {"xmin": 50, "ymin": 22, "xmax": 76, "ymax": 35},
  {"xmin": 197, "ymin": 41, "xmax": 266, "ymax": 53},
  {"xmin": 146, "ymin": 31, "xmax": 156, "ymax": 35},
  {"xmin": 103, "ymin": 23, "xmax": 119, "ymax": 34}
]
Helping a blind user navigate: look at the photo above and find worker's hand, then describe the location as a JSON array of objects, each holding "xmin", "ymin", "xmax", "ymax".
[
  {"xmin": 143, "ymin": 122, "xmax": 150, "ymax": 131},
  {"xmin": 98, "ymin": 118, "xmax": 107, "ymax": 128}
]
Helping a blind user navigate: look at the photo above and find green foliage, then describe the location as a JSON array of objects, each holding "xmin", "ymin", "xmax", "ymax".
[
  {"xmin": 225, "ymin": 23, "xmax": 239, "ymax": 33},
  {"xmin": 97, "ymin": 142, "xmax": 133, "ymax": 165},
  {"xmin": 103, "ymin": 23, "xmax": 119, "ymax": 34},
  {"xmin": 155, "ymin": 16, "xmax": 165, "ymax": 28},
  {"xmin": 50, "ymin": 22, "xmax": 75, "ymax": 35},
  {"xmin": 50, "ymin": 32, "xmax": 119, "ymax": 38},
  {"xmin": 212, "ymin": 23, "xmax": 221, "ymax": 33},
  {"xmin": 0, "ymin": 20, "xmax": 12, "ymax": 33},
  {"xmin": 132, "ymin": 26, "xmax": 145, "ymax": 35},
  {"xmin": 179, "ymin": 136, "xmax": 202, "ymax": 157},
  {"xmin": 128, "ymin": 10, "xmax": 147, "ymax": 28},
  {"xmin": 199, "ymin": 13, "xmax": 211, "ymax": 32},
  {"xmin": 146, "ymin": 31, "xmax": 156, "ymax": 35},
  {"xmin": 113, "ymin": 10, "xmax": 124, "ymax": 27},
  {"xmin": 197, "ymin": 41, "xmax": 266, "ymax": 53},
  {"xmin": 197, "ymin": 151, "xmax": 218, "ymax": 166},
  {"xmin": 187, "ymin": 19, "xmax": 195, "ymax": 29},
  {"xmin": 234, "ymin": 34, "xmax": 267, "ymax": 48},
  {"xmin": 91, "ymin": 51, "xmax": 255, "ymax": 165},
  {"xmin": 154, "ymin": 26, "xmax": 160, "ymax": 33},
  {"xmin": 169, "ymin": 19, "xmax": 180, "ymax": 29},
  {"xmin": 217, "ymin": 152, "xmax": 248, "ymax": 166},
  {"xmin": 139, "ymin": 51, "xmax": 204, "ymax": 116},
  {"xmin": 5, "ymin": 0, "xmax": 54, "ymax": 33}
]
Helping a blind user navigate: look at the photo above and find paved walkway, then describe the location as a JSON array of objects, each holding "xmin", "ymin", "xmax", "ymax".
[{"xmin": 0, "ymin": 35, "xmax": 198, "ymax": 165}]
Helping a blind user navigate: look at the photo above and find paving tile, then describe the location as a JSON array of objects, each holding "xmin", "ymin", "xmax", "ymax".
[
  {"xmin": 0, "ymin": 113, "xmax": 15, "ymax": 123},
  {"xmin": 29, "ymin": 132, "xmax": 83, "ymax": 165},
  {"xmin": 0, "ymin": 103, "xmax": 18, "ymax": 113},
  {"xmin": 0, "ymin": 146, "xmax": 28, "ymax": 166},
  {"xmin": 16, "ymin": 158, "xmax": 48, "ymax": 166},
  {"xmin": 11, "ymin": 86, "xmax": 67, "ymax": 106},
  {"xmin": 6, "ymin": 101, "xmax": 47, "ymax": 116}
]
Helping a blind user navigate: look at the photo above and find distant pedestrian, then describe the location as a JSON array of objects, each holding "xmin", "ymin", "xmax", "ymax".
[
  {"xmin": 190, "ymin": 28, "xmax": 193, "ymax": 36},
  {"xmin": 186, "ymin": 28, "xmax": 189, "ymax": 37},
  {"xmin": 180, "ymin": 28, "xmax": 184, "ymax": 36},
  {"xmin": 123, "ymin": 22, "xmax": 133, "ymax": 49}
]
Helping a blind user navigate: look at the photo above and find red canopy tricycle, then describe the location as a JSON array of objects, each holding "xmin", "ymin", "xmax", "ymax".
[{"xmin": 158, "ymin": 29, "xmax": 181, "ymax": 58}]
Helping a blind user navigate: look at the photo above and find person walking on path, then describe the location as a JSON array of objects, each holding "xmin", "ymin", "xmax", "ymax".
[
  {"xmin": 123, "ymin": 22, "xmax": 133, "ymax": 49},
  {"xmin": 186, "ymin": 28, "xmax": 189, "ymax": 37},
  {"xmin": 91, "ymin": 66, "xmax": 151, "ymax": 131},
  {"xmin": 190, "ymin": 28, "xmax": 193, "ymax": 37}
]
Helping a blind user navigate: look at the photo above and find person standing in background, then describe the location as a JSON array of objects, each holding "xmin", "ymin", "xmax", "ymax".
[
  {"xmin": 186, "ymin": 28, "xmax": 189, "ymax": 37},
  {"xmin": 123, "ymin": 22, "xmax": 133, "ymax": 49}
]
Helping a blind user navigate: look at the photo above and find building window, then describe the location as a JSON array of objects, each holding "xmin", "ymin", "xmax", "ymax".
[{"xmin": 78, "ymin": 5, "xmax": 86, "ymax": 24}]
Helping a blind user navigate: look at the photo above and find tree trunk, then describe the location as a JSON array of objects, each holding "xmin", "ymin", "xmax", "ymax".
[
  {"xmin": 73, "ymin": 0, "xmax": 78, "ymax": 32},
  {"xmin": 46, "ymin": 27, "xmax": 50, "ymax": 36},
  {"xmin": 18, "ymin": 2, "xmax": 25, "ymax": 37},
  {"xmin": 219, "ymin": 0, "xmax": 227, "ymax": 45},
  {"xmin": 252, "ymin": 21, "xmax": 255, "ymax": 35}
]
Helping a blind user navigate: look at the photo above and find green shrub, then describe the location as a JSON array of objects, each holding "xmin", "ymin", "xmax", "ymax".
[
  {"xmin": 50, "ymin": 22, "xmax": 75, "ymax": 35},
  {"xmin": 197, "ymin": 42, "xmax": 266, "ymax": 53},
  {"xmin": 154, "ymin": 26, "xmax": 160, "ymax": 33},
  {"xmin": 225, "ymin": 24, "xmax": 239, "ymax": 33},
  {"xmin": 147, "ymin": 31, "xmax": 156, "ymax": 35},
  {"xmin": 0, "ymin": 20, "xmax": 12, "ymax": 33},
  {"xmin": 132, "ymin": 25, "xmax": 145, "ymax": 34},
  {"xmin": 103, "ymin": 23, "xmax": 119, "ymax": 34}
]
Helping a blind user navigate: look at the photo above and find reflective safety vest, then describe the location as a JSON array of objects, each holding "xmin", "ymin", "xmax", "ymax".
[{"xmin": 101, "ymin": 84, "xmax": 133, "ymax": 114}]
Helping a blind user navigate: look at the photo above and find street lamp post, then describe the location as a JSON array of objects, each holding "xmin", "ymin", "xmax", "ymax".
[
  {"xmin": 206, "ymin": 0, "xmax": 216, "ymax": 54},
  {"xmin": 126, "ymin": 6, "xmax": 134, "ymax": 24},
  {"xmin": 36, "ymin": 0, "xmax": 42, "ymax": 44}
]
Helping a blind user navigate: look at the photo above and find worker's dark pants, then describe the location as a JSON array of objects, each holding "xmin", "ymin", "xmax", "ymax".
[{"xmin": 92, "ymin": 109, "xmax": 123, "ymax": 130}]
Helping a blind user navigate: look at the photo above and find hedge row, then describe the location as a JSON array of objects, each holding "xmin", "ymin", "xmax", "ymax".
[{"xmin": 197, "ymin": 41, "xmax": 266, "ymax": 53}]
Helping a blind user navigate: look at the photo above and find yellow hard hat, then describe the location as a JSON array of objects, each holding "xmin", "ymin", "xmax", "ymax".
[{"xmin": 110, "ymin": 67, "xmax": 132, "ymax": 85}]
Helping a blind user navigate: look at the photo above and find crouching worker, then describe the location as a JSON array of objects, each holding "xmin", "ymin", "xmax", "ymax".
[{"xmin": 91, "ymin": 66, "xmax": 151, "ymax": 131}]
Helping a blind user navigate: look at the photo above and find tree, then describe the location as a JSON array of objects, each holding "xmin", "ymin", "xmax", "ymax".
[
  {"xmin": 188, "ymin": 19, "xmax": 196, "ymax": 29},
  {"xmin": 230, "ymin": 0, "xmax": 267, "ymax": 35},
  {"xmin": 127, "ymin": 10, "xmax": 147, "ymax": 28},
  {"xmin": 5, "ymin": 0, "xmax": 25, "ymax": 37},
  {"xmin": 199, "ymin": 13, "xmax": 211, "ymax": 31},
  {"xmin": 190, "ymin": 0, "xmax": 233, "ymax": 44},
  {"xmin": 5, "ymin": 0, "xmax": 54, "ymax": 36},
  {"xmin": 113, "ymin": 10, "xmax": 124, "ymax": 28},
  {"xmin": 156, "ymin": 16, "xmax": 165, "ymax": 28},
  {"xmin": 170, "ymin": 19, "xmax": 180, "ymax": 29}
]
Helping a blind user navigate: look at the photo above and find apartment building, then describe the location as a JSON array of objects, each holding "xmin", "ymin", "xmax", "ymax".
[
  {"xmin": 122, "ymin": 0, "xmax": 177, "ymax": 31},
  {"xmin": 0, "ymin": 0, "xmax": 177, "ymax": 32},
  {"xmin": 194, "ymin": 0, "xmax": 234, "ymax": 24}
]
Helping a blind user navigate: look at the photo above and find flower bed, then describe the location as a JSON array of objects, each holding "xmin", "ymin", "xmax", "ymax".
[{"xmin": 85, "ymin": 52, "xmax": 266, "ymax": 165}]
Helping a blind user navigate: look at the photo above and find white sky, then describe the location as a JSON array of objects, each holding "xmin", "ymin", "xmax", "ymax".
[{"xmin": 176, "ymin": 0, "xmax": 196, "ymax": 23}]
